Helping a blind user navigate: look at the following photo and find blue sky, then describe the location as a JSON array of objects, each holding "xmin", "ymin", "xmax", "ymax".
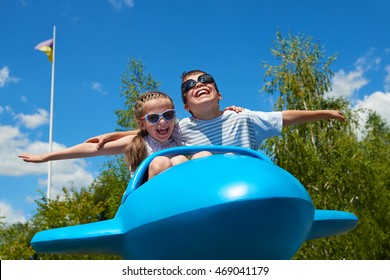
[{"xmin": 1, "ymin": 0, "xmax": 389, "ymax": 224}]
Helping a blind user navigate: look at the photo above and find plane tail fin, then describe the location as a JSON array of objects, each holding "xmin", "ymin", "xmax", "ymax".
[
  {"xmin": 306, "ymin": 210, "xmax": 358, "ymax": 240},
  {"xmin": 31, "ymin": 219, "xmax": 124, "ymax": 256}
]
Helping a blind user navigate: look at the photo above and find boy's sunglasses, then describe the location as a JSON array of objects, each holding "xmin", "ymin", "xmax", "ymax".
[
  {"xmin": 181, "ymin": 74, "xmax": 216, "ymax": 94},
  {"xmin": 141, "ymin": 109, "xmax": 176, "ymax": 124}
]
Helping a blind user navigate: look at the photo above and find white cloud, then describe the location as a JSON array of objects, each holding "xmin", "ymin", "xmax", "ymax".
[
  {"xmin": 326, "ymin": 50, "xmax": 381, "ymax": 99},
  {"xmin": 91, "ymin": 82, "xmax": 107, "ymax": 95},
  {"xmin": 327, "ymin": 50, "xmax": 390, "ymax": 139},
  {"xmin": 0, "ymin": 125, "xmax": 28, "ymax": 147},
  {"xmin": 354, "ymin": 48, "xmax": 381, "ymax": 72},
  {"xmin": 0, "ymin": 124, "xmax": 94, "ymax": 224},
  {"xmin": 0, "ymin": 124, "xmax": 95, "ymax": 200},
  {"xmin": 352, "ymin": 91, "xmax": 390, "ymax": 140},
  {"xmin": 15, "ymin": 108, "xmax": 49, "ymax": 129},
  {"xmin": 354, "ymin": 91, "xmax": 390, "ymax": 125},
  {"xmin": 25, "ymin": 195, "xmax": 37, "ymax": 204},
  {"xmin": 0, "ymin": 66, "xmax": 20, "ymax": 88},
  {"xmin": 1, "ymin": 101, "xmax": 96, "ymax": 204},
  {"xmin": 326, "ymin": 69, "xmax": 368, "ymax": 99},
  {"xmin": 108, "ymin": 0, "xmax": 135, "ymax": 10},
  {"xmin": 0, "ymin": 125, "xmax": 40, "ymax": 176},
  {"xmin": 385, "ymin": 65, "xmax": 390, "ymax": 92},
  {"xmin": 0, "ymin": 201, "xmax": 27, "ymax": 224}
]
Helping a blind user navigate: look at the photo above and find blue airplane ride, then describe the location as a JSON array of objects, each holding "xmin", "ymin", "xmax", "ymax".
[{"xmin": 31, "ymin": 146, "xmax": 358, "ymax": 259}]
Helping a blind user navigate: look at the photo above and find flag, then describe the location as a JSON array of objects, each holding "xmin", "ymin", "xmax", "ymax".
[{"xmin": 35, "ymin": 39, "xmax": 53, "ymax": 62}]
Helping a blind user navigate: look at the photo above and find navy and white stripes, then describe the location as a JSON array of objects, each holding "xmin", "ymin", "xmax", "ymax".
[{"xmin": 174, "ymin": 110, "xmax": 283, "ymax": 150}]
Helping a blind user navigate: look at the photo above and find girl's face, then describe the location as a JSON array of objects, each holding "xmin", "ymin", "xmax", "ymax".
[{"xmin": 138, "ymin": 98, "xmax": 175, "ymax": 142}]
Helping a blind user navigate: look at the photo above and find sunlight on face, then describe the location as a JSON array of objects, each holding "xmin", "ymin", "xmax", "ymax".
[{"xmin": 140, "ymin": 99, "xmax": 175, "ymax": 142}]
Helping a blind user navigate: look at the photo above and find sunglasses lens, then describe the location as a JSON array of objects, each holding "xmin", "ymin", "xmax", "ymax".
[
  {"xmin": 144, "ymin": 110, "xmax": 175, "ymax": 124},
  {"xmin": 181, "ymin": 80, "xmax": 196, "ymax": 93},
  {"xmin": 199, "ymin": 74, "xmax": 214, "ymax": 84},
  {"xmin": 163, "ymin": 110, "xmax": 175, "ymax": 120},
  {"xmin": 146, "ymin": 114, "xmax": 159, "ymax": 124}
]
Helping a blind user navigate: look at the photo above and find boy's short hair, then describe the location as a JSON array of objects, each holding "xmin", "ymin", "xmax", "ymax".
[
  {"xmin": 181, "ymin": 70, "xmax": 205, "ymax": 81},
  {"xmin": 180, "ymin": 70, "xmax": 219, "ymax": 104}
]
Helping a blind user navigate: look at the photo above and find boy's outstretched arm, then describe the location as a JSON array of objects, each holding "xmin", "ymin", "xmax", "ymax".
[
  {"xmin": 19, "ymin": 135, "xmax": 134, "ymax": 163},
  {"xmin": 282, "ymin": 110, "xmax": 345, "ymax": 126},
  {"xmin": 85, "ymin": 130, "xmax": 139, "ymax": 149}
]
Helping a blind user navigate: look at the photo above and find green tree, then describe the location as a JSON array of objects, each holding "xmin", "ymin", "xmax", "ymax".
[
  {"xmin": 0, "ymin": 222, "xmax": 36, "ymax": 260},
  {"xmin": 115, "ymin": 58, "xmax": 160, "ymax": 131},
  {"xmin": 0, "ymin": 187, "xmax": 119, "ymax": 260},
  {"xmin": 0, "ymin": 212, "xmax": 5, "ymax": 226},
  {"xmin": 263, "ymin": 31, "xmax": 336, "ymax": 110},
  {"xmin": 90, "ymin": 156, "xmax": 131, "ymax": 220},
  {"xmin": 355, "ymin": 111, "xmax": 390, "ymax": 258},
  {"xmin": 261, "ymin": 31, "xmax": 389, "ymax": 259}
]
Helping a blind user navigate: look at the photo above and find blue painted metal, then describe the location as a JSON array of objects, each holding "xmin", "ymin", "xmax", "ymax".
[{"xmin": 31, "ymin": 146, "xmax": 358, "ymax": 259}]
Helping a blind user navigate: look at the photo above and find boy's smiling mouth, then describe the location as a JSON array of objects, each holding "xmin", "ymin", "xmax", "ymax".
[{"xmin": 195, "ymin": 89, "xmax": 209, "ymax": 98}]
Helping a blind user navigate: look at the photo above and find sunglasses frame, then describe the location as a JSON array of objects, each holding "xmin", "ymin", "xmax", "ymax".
[
  {"xmin": 141, "ymin": 109, "xmax": 176, "ymax": 124},
  {"xmin": 181, "ymin": 74, "xmax": 216, "ymax": 94}
]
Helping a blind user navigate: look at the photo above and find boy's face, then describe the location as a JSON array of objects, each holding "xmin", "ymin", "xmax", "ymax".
[{"xmin": 182, "ymin": 73, "xmax": 222, "ymax": 113}]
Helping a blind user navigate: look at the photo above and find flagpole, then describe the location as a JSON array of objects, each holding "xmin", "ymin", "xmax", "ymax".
[{"xmin": 47, "ymin": 25, "xmax": 56, "ymax": 201}]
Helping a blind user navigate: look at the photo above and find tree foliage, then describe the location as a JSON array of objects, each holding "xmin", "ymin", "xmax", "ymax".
[
  {"xmin": 0, "ymin": 222, "xmax": 36, "ymax": 260},
  {"xmin": 261, "ymin": 31, "xmax": 389, "ymax": 259},
  {"xmin": 115, "ymin": 58, "xmax": 160, "ymax": 131},
  {"xmin": 0, "ymin": 188, "xmax": 120, "ymax": 260}
]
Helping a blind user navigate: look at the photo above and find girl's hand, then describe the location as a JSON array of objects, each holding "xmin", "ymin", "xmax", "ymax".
[{"xmin": 18, "ymin": 154, "xmax": 47, "ymax": 163}]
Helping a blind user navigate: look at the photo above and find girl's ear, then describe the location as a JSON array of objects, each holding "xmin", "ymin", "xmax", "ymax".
[
  {"xmin": 137, "ymin": 119, "xmax": 145, "ymax": 129},
  {"xmin": 218, "ymin": 92, "xmax": 222, "ymax": 100}
]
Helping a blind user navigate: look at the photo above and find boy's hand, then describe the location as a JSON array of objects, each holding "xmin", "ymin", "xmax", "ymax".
[
  {"xmin": 85, "ymin": 131, "xmax": 138, "ymax": 149},
  {"xmin": 85, "ymin": 134, "xmax": 114, "ymax": 149},
  {"xmin": 330, "ymin": 110, "xmax": 346, "ymax": 122}
]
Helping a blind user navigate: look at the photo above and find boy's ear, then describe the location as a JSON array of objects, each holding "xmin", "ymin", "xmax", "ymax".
[{"xmin": 218, "ymin": 92, "xmax": 222, "ymax": 100}]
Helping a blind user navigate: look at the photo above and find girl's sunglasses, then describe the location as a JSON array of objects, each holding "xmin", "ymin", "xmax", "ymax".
[
  {"xmin": 141, "ymin": 109, "xmax": 176, "ymax": 124},
  {"xmin": 181, "ymin": 74, "xmax": 216, "ymax": 94}
]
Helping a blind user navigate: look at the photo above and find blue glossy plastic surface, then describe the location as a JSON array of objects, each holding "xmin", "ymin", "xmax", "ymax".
[{"xmin": 31, "ymin": 146, "xmax": 358, "ymax": 259}]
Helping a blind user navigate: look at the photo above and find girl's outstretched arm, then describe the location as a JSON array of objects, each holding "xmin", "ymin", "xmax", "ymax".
[{"xmin": 19, "ymin": 135, "xmax": 134, "ymax": 163}]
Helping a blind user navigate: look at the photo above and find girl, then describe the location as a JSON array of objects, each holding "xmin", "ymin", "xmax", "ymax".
[
  {"xmin": 19, "ymin": 91, "xmax": 211, "ymax": 180},
  {"xmin": 123, "ymin": 91, "xmax": 210, "ymax": 178}
]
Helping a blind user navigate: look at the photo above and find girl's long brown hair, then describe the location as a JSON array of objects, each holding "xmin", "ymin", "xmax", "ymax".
[{"xmin": 124, "ymin": 91, "xmax": 174, "ymax": 171}]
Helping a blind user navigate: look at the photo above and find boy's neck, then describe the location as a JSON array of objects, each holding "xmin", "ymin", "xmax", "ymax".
[{"xmin": 192, "ymin": 106, "xmax": 223, "ymax": 120}]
